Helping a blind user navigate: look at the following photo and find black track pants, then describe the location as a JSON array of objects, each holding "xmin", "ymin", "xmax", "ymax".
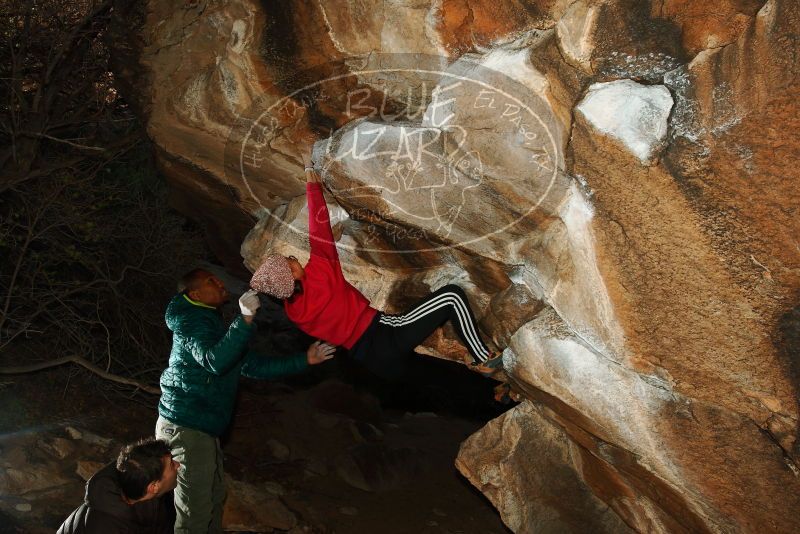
[{"xmin": 352, "ymin": 284, "xmax": 493, "ymax": 380}]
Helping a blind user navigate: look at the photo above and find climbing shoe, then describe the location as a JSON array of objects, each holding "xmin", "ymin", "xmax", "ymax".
[
  {"xmin": 471, "ymin": 351, "xmax": 505, "ymax": 378},
  {"xmin": 493, "ymin": 382, "xmax": 522, "ymax": 404}
]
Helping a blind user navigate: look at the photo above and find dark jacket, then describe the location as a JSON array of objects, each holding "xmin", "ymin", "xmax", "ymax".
[
  {"xmin": 57, "ymin": 462, "xmax": 174, "ymax": 534},
  {"xmin": 158, "ymin": 293, "xmax": 308, "ymax": 436}
]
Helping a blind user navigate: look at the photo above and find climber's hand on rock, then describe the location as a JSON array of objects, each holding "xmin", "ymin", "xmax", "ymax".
[
  {"xmin": 307, "ymin": 341, "xmax": 336, "ymax": 365},
  {"xmin": 301, "ymin": 137, "xmax": 322, "ymax": 185},
  {"xmin": 301, "ymin": 144, "xmax": 315, "ymax": 168},
  {"xmin": 297, "ymin": 128, "xmax": 316, "ymax": 166}
]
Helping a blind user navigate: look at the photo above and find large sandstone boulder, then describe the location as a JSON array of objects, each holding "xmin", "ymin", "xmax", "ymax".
[{"xmin": 110, "ymin": 0, "xmax": 800, "ymax": 532}]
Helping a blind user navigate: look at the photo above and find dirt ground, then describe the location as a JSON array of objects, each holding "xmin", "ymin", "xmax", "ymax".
[{"xmin": 0, "ymin": 355, "xmax": 512, "ymax": 533}]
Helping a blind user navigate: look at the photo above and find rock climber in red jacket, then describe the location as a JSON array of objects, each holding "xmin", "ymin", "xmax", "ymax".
[{"xmin": 250, "ymin": 144, "xmax": 504, "ymax": 381}]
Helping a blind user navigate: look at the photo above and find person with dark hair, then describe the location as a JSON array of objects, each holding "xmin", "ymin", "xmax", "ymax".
[
  {"xmin": 156, "ymin": 268, "xmax": 335, "ymax": 533},
  {"xmin": 178, "ymin": 268, "xmax": 211, "ymax": 294},
  {"xmin": 57, "ymin": 437, "xmax": 178, "ymax": 534},
  {"xmin": 116, "ymin": 439, "xmax": 176, "ymax": 501},
  {"xmin": 249, "ymin": 144, "xmax": 504, "ymax": 381}
]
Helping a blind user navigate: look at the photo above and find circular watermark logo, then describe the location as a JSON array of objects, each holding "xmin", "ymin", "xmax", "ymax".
[{"xmin": 225, "ymin": 53, "xmax": 563, "ymax": 261}]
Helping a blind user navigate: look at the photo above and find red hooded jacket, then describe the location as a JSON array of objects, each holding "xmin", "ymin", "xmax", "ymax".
[{"xmin": 284, "ymin": 183, "xmax": 377, "ymax": 349}]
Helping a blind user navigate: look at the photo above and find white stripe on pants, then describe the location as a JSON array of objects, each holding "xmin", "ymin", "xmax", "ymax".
[{"xmin": 378, "ymin": 288, "xmax": 490, "ymax": 362}]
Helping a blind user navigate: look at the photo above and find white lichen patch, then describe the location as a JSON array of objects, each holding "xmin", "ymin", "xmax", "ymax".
[
  {"xmin": 663, "ymin": 66, "xmax": 701, "ymax": 142},
  {"xmin": 664, "ymin": 63, "xmax": 745, "ymax": 152},
  {"xmin": 709, "ymin": 81, "xmax": 741, "ymax": 136},
  {"xmin": 556, "ymin": 1, "xmax": 599, "ymax": 73},
  {"xmin": 182, "ymin": 72, "xmax": 212, "ymax": 123},
  {"xmin": 229, "ymin": 19, "xmax": 247, "ymax": 54},
  {"xmin": 576, "ymin": 79, "xmax": 673, "ymax": 164},
  {"xmin": 508, "ymin": 307, "xmax": 676, "ymax": 465},
  {"xmin": 216, "ymin": 59, "xmax": 240, "ymax": 109},
  {"xmin": 602, "ymin": 51, "xmax": 682, "ymax": 84},
  {"xmin": 481, "ymin": 47, "xmax": 549, "ymax": 97},
  {"xmin": 555, "ymin": 183, "xmax": 622, "ymax": 356}
]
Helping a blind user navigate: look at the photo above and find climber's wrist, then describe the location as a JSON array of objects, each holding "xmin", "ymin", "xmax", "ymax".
[{"xmin": 305, "ymin": 167, "xmax": 321, "ymax": 183}]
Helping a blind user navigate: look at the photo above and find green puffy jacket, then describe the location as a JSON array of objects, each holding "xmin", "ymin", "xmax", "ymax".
[{"xmin": 158, "ymin": 293, "xmax": 307, "ymax": 437}]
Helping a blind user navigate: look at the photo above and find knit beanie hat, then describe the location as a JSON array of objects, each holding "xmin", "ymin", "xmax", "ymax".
[{"xmin": 250, "ymin": 254, "xmax": 295, "ymax": 299}]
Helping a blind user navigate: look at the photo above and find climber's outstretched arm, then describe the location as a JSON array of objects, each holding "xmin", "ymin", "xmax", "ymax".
[{"xmin": 301, "ymin": 143, "xmax": 336, "ymax": 260}]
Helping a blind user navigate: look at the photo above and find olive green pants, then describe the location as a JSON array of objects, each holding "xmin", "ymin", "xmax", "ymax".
[{"xmin": 156, "ymin": 416, "xmax": 225, "ymax": 534}]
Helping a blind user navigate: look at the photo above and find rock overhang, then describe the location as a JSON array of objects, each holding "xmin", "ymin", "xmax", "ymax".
[{"xmin": 110, "ymin": 0, "xmax": 800, "ymax": 531}]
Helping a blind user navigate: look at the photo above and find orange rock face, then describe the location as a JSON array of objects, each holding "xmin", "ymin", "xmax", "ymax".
[
  {"xmin": 653, "ymin": 0, "xmax": 764, "ymax": 55},
  {"xmin": 111, "ymin": 0, "xmax": 800, "ymax": 531}
]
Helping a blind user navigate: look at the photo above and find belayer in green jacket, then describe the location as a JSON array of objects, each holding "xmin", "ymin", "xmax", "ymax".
[{"xmin": 156, "ymin": 268, "xmax": 334, "ymax": 534}]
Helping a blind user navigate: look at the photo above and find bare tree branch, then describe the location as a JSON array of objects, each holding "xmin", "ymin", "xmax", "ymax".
[
  {"xmin": 0, "ymin": 0, "xmax": 207, "ymax": 395},
  {"xmin": 18, "ymin": 131, "xmax": 106, "ymax": 151},
  {"xmin": 0, "ymin": 355, "xmax": 161, "ymax": 395}
]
